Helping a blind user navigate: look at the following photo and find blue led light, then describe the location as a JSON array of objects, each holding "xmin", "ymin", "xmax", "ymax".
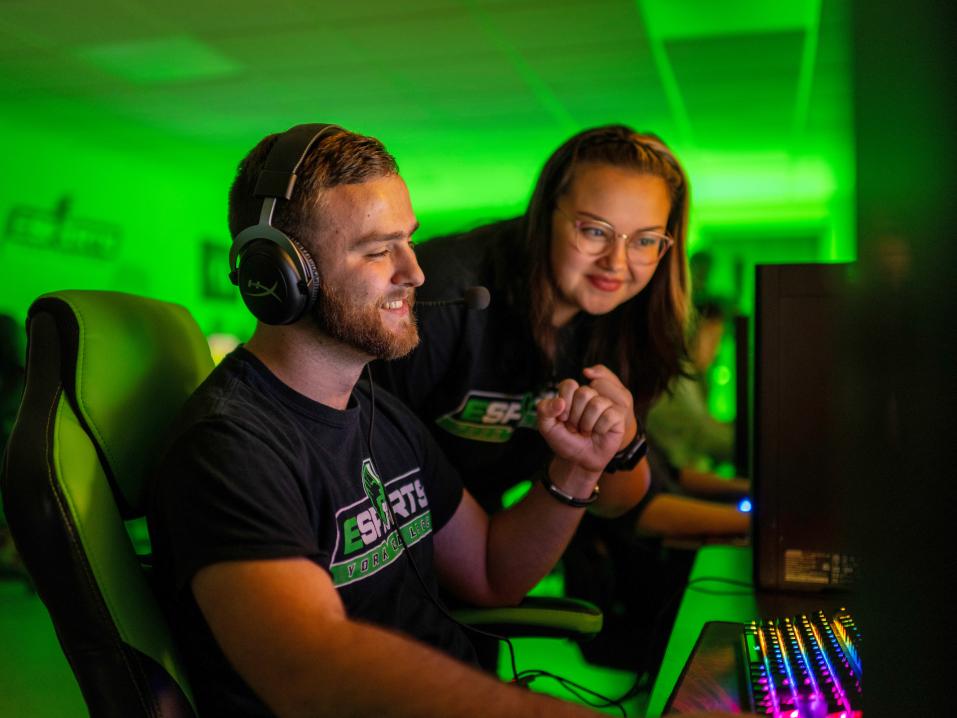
[{"xmin": 738, "ymin": 498, "xmax": 753, "ymax": 513}]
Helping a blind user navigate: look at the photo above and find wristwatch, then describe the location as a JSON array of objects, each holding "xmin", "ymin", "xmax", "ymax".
[{"xmin": 603, "ymin": 419, "xmax": 647, "ymax": 473}]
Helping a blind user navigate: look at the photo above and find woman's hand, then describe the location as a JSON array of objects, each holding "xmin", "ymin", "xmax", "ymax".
[
  {"xmin": 582, "ymin": 364, "xmax": 638, "ymax": 450},
  {"xmin": 536, "ymin": 378, "xmax": 626, "ymax": 474}
]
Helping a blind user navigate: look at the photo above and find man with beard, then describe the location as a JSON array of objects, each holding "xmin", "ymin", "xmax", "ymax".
[{"xmin": 146, "ymin": 125, "xmax": 631, "ymax": 718}]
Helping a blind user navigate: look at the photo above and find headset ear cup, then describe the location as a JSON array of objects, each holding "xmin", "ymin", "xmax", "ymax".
[
  {"xmin": 231, "ymin": 124, "xmax": 341, "ymax": 323},
  {"xmin": 236, "ymin": 236, "xmax": 310, "ymax": 325}
]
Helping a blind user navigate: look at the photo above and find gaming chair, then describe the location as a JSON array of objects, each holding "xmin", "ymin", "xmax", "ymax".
[
  {"xmin": 1, "ymin": 290, "xmax": 211, "ymax": 717},
  {"xmin": 1, "ymin": 289, "xmax": 603, "ymax": 716}
]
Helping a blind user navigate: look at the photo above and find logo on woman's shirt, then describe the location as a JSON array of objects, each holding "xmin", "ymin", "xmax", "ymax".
[{"xmin": 435, "ymin": 388, "xmax": 555, "ymax": 442}]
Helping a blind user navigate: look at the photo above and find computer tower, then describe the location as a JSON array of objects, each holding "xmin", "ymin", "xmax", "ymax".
[{"xmin": 752, "ymin": 263, "xmax": 856, "ymax": 591}]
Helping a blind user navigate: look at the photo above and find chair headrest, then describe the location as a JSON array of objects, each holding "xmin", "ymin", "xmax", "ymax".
[{"xmin": 29, "ymin": 290, "xmax": 214, "ymax": 516}]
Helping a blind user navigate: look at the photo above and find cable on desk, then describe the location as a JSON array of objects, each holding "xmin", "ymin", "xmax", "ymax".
[
  {"xmin": 516, "ymin": 669, "xmax": 628, "ymax": 717},
  {"xmin": 686, "ymin": 575, "xmax": 754, "ymax": 588}
]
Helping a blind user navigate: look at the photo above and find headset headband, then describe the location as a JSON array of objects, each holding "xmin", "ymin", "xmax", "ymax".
[{"xmin": 229, "ymin": 123, "xmax": 343, "ymax": 272}]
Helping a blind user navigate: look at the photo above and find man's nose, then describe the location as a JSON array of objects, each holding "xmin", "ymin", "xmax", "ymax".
[{"xmin": 395, "ymin": 243, "xmax": 425, "ymax": 287}]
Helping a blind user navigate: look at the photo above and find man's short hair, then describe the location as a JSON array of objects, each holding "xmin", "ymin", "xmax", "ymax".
[{"xmin": 227, "ymin": 127, "xmax": 399, "ymax": 246}]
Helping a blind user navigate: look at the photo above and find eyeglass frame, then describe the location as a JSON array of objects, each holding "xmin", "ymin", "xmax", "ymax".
[{"xmin": 555, "ymin": 205, "xmax": 674, "ymax": 265}]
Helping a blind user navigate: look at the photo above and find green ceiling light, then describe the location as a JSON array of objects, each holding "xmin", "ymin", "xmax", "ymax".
[
  {"xmin": 690, "ymin": 152, "xmax": 836, "ymax": 204},
  {"xmin": 639, "ymin": 0, "xmax": 817, "ymax": 39},
  {"xmin": 76, "ymin": 35, "xmax": 241, "ymax": 84}
]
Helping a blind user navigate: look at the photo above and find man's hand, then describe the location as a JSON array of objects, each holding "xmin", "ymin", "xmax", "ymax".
[
  {"xmin": 537, "ymin": 378, "xmax": 626, "ymax": 473},
  {"xmin": 582, "ymin": 364, "xmax": 638, "ymax": 450}
]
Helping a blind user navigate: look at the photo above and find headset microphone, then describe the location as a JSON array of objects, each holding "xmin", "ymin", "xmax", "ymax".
[{"xmin": 415, "ymin": 286, "xmax": 490, "ymax": 311}]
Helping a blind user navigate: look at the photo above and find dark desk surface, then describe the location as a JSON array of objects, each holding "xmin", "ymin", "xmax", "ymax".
[{"xmin": 646, "ymin": 545, "xmax": 851, "ymax": 717}]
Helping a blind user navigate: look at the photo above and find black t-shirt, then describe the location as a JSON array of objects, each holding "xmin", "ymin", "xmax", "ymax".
[
  {"xmin": 381, "ymin": 219, "xmax": 665, "ymax": 670},
  {"xmin": 148, "ymin": 348, "xmax": 473, "ymax": 717},
  {"xmin": 381, "ymin": 218, "xmax": 659, "ymax": 514}
]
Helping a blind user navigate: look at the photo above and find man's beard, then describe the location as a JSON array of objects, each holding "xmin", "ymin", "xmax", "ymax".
[{"xmin": 312, "ymin": 280, "xmax": 419, "ymax": 360}]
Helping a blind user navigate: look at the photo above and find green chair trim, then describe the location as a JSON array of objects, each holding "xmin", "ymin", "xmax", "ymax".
[
  {"xmin": 53, "ymin": 395, "xmax": 196, "ymax": 706},
  {"xmin": 453, "ymin": 596, "xmax": 603, "ymax": 640},
  {"xmin": 37, "ymin": 290, "xmax": 214, "ymax": 515}
]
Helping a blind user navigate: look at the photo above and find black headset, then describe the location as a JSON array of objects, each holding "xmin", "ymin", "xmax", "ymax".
[{"xmin": 229, "ymin": 123, "xmax": 343, "ymax": 325}]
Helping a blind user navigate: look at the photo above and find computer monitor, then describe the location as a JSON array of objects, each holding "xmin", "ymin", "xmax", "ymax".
[{"xmin": 751, "ymin": 262, "xmax": 856, "ymax": 591}]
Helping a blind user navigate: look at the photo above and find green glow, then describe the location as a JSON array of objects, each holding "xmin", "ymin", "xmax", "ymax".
[
  {"xmin": 498, "ymin": 637, "xmax": 642, "ymax": 715},
  {"xmin": 640, "ymin": 0, "xmax": 819, "ymax": 39},
  {"xmin": 0, "ymin": 1, "xmax": 855, "ymax": 366},
  {"xmin": 527, "ymin": 571, "xmax": 564, "ymax": 598},
  {"xmin": 708, "ymin": 335, "xmax": 738, "ymax": 424},
  {"xmin": 690, "ymin": 152, "xmax": 836, "ymax": 205},
  {"xmin": 501, "ymin": 480, "xmax": 532, "ymax": 509},
  {"xmin": 714, "ymin": 366, "xmax": 732, "ymax": 386},
  {"xmin": 77, "ymin": 36, "xmax": 241, "ymax": 84},
  {"xmin": 0, "ymin": 106, "xmax": 251, "ymax": 340}
]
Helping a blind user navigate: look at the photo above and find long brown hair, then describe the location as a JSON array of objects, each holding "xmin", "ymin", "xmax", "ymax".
[{"xmin": 522, "ymin": 125, "xmax": 691, "ymax": 409}]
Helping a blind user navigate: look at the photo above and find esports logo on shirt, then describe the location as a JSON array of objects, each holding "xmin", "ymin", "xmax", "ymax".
[
  {"xmin": 360, "ymin": 460, "xmax": 392, "ymax": 532},
  {"xmin": 435, "ymin": 388, "xmax": 555, "ymax": 443},
  {"xmin": 329, "ymin": 459, "xmax": 433, "ymax": 587}
]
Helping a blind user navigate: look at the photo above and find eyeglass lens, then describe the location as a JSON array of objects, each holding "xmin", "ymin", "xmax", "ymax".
[{"xmin": 575, "ymin": 221, "xmax": 668, "ymax": 263}]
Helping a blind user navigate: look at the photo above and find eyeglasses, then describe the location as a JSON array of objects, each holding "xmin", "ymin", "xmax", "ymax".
[{"xmin": 557, "ymin": 206, "xmax": 673, "ymax": 265}]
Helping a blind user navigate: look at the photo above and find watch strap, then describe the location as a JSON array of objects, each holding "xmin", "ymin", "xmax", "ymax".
[{"xmin": 604, "ymin": 422, "xmax": 648, "ymax": 473}]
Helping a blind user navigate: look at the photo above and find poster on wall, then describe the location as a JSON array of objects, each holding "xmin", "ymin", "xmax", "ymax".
[{"xmin": 3, "ymin": 196, "xmax": 122, "ymax": 260}]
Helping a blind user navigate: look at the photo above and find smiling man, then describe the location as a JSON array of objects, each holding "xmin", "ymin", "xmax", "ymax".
[{"xmin": 146, "ymin": 124, "xmax": 630, "ymax": 718}]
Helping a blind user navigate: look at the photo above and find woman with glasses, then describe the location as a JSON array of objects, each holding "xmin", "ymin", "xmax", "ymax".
[
  {"xmin": 380, "ymin": 124, "xmax": 689, "ymax": 519},
  {"xmin": 378, "ymin": 124, "xmax": 691, "ymax": 673}
]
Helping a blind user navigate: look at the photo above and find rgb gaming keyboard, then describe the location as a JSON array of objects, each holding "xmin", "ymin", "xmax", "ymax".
[{"xmin": 741, "ymin": 609, "xmax": 862, "ymax": 717}]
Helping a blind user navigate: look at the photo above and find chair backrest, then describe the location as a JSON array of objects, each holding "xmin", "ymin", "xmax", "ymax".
[{"xmin": 1, "ymin": 290, "xmax": 214, "ymax": 718}]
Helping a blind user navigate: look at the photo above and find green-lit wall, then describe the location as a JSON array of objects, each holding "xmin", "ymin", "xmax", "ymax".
[
  {"xmin": 0, "ymin": 119, "xmax": 855, "ymax": 327},
  {"xmin": 0, "ymin": 1, "xmax": 856, "ymax": 426},
  {"xmin": 0, "ymin": 109, "xmax": 249, "ymax": 339}
]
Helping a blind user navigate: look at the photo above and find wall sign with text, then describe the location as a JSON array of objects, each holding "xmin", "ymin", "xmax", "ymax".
[{"xmin": 3, "ymin": 196, "xmax": 122, "ymax": 260}]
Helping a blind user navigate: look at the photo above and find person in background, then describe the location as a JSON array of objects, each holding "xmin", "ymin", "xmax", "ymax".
[
  {"xmin": 634, "ymin": 299, "xmax": 750, "ymax": 538},
  {"xmin": 646, "ymin": 300, "xmax": 737, "ymax": 474},
  {"xmin": 630, "ymin": 444, "xmax": 748, "ymax": 539}
]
